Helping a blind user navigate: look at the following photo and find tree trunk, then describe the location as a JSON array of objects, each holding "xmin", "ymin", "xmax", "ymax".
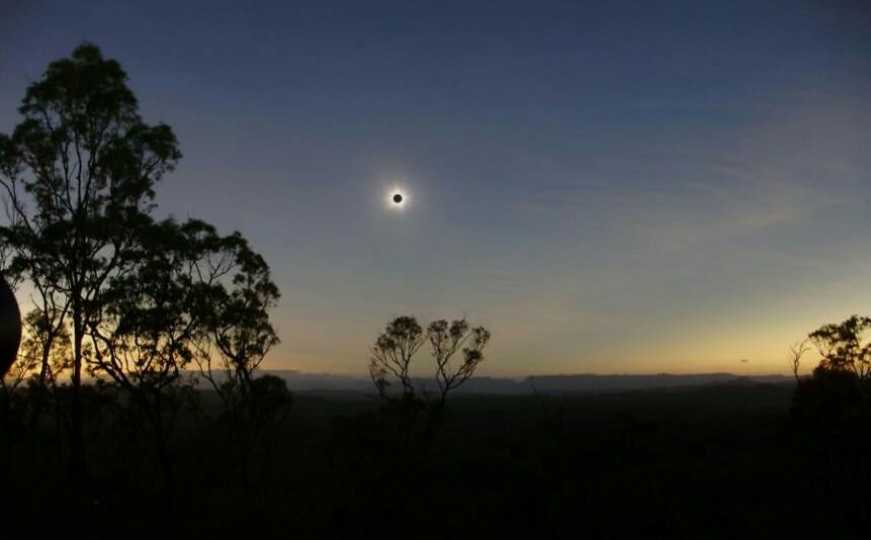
[
  {"xmin": 152, "ymin": 397, "xmax": 177, "ymax": 520},
  {"xmin": 28, "ymin": 337, "xmax": 55, "ymax": 429},
  {"xmin": 69, "ymin": 300, "xmax": 85, "ymax": 483}
]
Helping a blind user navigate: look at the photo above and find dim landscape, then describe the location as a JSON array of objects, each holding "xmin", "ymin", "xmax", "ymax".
[{"xmin": 1, "ymin": 2, "xmax": 870, "ymax": 538}]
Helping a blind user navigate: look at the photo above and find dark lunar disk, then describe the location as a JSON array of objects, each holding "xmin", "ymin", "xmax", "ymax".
[{"xmin": 393, "ymin": 193, "xmax": 403, "ymax": 204}]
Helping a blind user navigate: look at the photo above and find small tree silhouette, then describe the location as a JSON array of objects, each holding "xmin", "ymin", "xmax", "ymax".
[
  {"xmin": 788, "ymin": 339, "xmax": 810, "ymax": 384},
  {"xmin": 808, "ymin": 315, "xmax": 871, "ymax": 380},
  {"xmin": 15, "ymin": 307, "xmax": 72, "ymax": 419},
  {"xmin": 191, "ymin": 228, "xmax": 285, "ymax": 490},
  {"xmin": 428, "ymin": 319, "xmax": 491, "ymax": 408},
  {"xmin": 195, "ymin": 230, "xmax": 281, "ymax": 411},
  {"xmin": 368, "ymin": 316, "xmax": 426, "ymax": 404},
  {"xmin": 791, "ymin": 315, "xmax": 871, "ymax": 426},
  {"xmin": 368, "ymin": 315, "xmax": 491, "ymax": 433}
]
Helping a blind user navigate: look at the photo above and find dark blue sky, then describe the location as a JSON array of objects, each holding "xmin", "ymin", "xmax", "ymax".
[{"xmin": 2, "ymin": 0, "xmax": 870, "ymax": 374}]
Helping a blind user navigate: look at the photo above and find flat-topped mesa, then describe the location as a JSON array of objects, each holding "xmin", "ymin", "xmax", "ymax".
[{"xmin": 0, "ymin": 275, "xmax": 20, "ymax": 378}]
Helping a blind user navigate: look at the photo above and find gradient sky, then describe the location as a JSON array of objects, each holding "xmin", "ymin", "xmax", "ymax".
[{"xmin": 2, "ymin": 0, "xmax": 870, "ymax": 376}]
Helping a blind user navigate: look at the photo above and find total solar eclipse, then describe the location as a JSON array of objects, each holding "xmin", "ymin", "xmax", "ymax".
[{"xmin": 386, "ymin": 188, "xmax": 408, "ymax": 210}]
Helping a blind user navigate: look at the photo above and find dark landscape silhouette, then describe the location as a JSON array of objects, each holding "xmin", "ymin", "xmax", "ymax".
[
  {"xmin": 2, "ymin": 4, "xmax": 871, "ymax": 538},
  {"xmin": 236, "ymin": 370, "xmax": 792, "ymax": 394}
]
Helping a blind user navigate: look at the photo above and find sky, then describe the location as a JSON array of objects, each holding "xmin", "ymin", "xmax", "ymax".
[{"xmin": 1, "ymin": 0, "xmax": 870, "ymax": 376}]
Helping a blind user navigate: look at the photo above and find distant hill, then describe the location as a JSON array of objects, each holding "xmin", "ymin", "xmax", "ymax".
[
  {"xmin": 524, "ymin": 373, "xmax": 791, "ymax": 393},
  {"xmin": 246, "ymin": 370, "xmax": 792, "ymax": 395}
]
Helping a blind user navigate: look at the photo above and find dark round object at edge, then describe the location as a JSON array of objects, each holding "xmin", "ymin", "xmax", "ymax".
[{"xmin": 0, "ymin": 275, "xmax": 21, "ymax": 378}]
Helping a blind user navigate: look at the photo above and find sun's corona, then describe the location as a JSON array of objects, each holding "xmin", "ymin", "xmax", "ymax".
[{"xmin": 387, "ymin": 188, "xmax": 407, "ymax": 209}]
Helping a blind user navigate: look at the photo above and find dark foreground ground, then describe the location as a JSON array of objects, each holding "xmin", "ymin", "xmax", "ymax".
[{"xmin": 3, "ymin": 380, "xmax": 869, "ymax": 539}]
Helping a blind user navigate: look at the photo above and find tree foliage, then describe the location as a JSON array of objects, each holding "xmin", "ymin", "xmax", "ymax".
[
  {"xmin": 195, "ymin": 230, "xmax": 280, "ymax": 396},
  {"xmin": 0, "ymin": 44, "xmax": 281, "ymax": 501},
  {"xmin": 808, "ymin": 315, "xmax": 871, "ymax": 380},
  {"xmin": 369, "ymin": 315, "xmax": 491, "ymax": 407},
  {"xmin": 369, "ymin": 316, "xmax": 426, "ymax": 401},
  {"xmin": 791, "ymin": 315, "xmax": 871, "ymax": 426},
  {"xmin": 429, "ymin": 319, "xmax": 491, "ymax": 405},
  {"xmin": 0, "ymin": 42, "xmax": 182, "ymax": 469},
  {"xmin": 192, "ymin": 233, "xmax": 285, "ymax": 488}
]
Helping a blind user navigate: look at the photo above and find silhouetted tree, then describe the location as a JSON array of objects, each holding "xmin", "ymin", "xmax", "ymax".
[
  {"xmin": 28, "ymin": 284, "xmax": 71, "ymax": 385},
  {"xmin": 369, "ymin": 315, "xmax": 491, "ymax": 445},
  {"xmin": 429, "ymin": 319, "xmax": 490, "ymax": 408},
  {"xmin": 1, "ymin": 307, "xmax": 69, "ymax": 423},
  {"xmin": 792, "ymin": 315, "xmax": 871, "ymax": 426},
  {"xmin": 789, "ymin": 317, "xmax": 871, "ymax": 529},
  {"xmin": 84, "ymin": 218, "xmax": 235, "ymax": 507},
  {"xmin": 193, "ymin": 232, "xmax": 285, "ymax": 487},
  {"xmin": 368, "ymin": 316, "xmax": 426, "ymax": 405},
  {"xmin": 195, "ymin": 231, "xmax": 280, "ymax": 405},
  {"xmin": 369, "ymin": 315, "xmax": 491, "ymax": 406},
  {"xmin": 789, "ymin": 338, "xmax": 811, "ymax": 383},
  {"xmin": 0, "ymin": 43, "xmax": 181, "ymax": 475},
  {"xmin": 87, "ymin": 219, "xmax": 220, "ymax": 385},
  {"xmin": 809, "ymin": 315, "xmax": 871, "ymax": 381},
  {"xmin": 22, "ymin": 298, "xmax": 72, "ymax": 425}
]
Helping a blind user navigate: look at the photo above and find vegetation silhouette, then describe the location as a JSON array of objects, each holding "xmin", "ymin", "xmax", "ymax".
[
  {"xmin": 0, "ymin": 43, "xmax": 284, "ymax": 522},
  {"xmin": 368, "ymin": 315, "xmax": 490, "ymax": 443},
  {"xmin": 791, "ymin": 315, "xmax": 871, "ymax": 426},
  {"xmin": 0, "ymin": 42, "xmax": 183, "ymax": 481},
  {"xmin": 788, "ymin": 314, "xmax": 871, "ymax": 529},
  {"xmin": 2, "ymin": 42, "xmax": 870, "ymax": 539}
]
